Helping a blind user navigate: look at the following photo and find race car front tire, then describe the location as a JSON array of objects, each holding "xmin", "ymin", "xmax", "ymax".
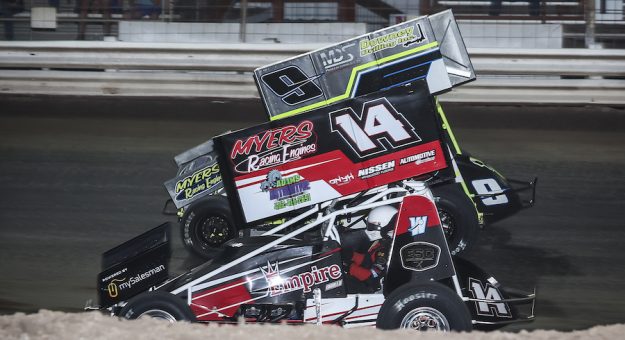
[
  {"xmin": 377, "ymin": 282, "xmax": 472, "ymax": 332},
  {"xmin": 180, "ymin": 195, "xmax": 236, "ymax": 259},
  {"xmin": 119, "ymin": 291, "xmax": 196, "ymax": 322},
  {"xmin": 431, "ymin": 183, "xmax": 480, "ymax": 256}
]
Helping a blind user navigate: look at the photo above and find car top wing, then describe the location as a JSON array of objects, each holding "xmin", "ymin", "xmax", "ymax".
[{"xmin": 254, "ymin": 9, "xmax": 475, "ymax": 121}]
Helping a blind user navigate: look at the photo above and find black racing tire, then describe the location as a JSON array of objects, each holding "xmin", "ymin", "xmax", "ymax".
[
  {"xmin": 377, "ymin": 282, "xmax": 472, "ymax": 332},
  {"xmin": 119, "ymin": 291, "xmax": 196, "ymax": 322},
  {"xmin": 180, "ymin": 195, "xmax": 236, "ymax": 259},
  {"xmin": 431, "ymin": 183, "xmax": 480, "ymax": 256}
]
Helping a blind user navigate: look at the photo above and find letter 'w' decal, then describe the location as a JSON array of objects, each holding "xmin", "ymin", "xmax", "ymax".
[{"xmin": 409, "ymin": 216, "xmax": 428, "ymax": 236}]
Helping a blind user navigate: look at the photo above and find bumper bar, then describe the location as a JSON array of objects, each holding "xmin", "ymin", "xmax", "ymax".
[{"xmin": 469, "ymin": 287, "xmax": 536, "ymax": 326}]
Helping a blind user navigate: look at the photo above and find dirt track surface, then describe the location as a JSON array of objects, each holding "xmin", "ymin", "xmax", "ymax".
[
  {"xmin": 1, "ymin": 95, "xmax": 624, "ymax": 331},
  {"xmin": 1, "ymin": 310, "xmax": 624, "ymax": 339}
]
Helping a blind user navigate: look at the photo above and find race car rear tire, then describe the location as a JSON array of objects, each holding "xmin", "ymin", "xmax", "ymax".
[
  {"xmin": 119, "ymin": 291, "xmax": 196, "ymax": 322},
  {"xmin": 181, "ymin": 195, "xmax": 236, "ymax": 259},
  {"xmin": 377, "ymin": 282, "xmax": 472, "ymax": 332},
  {"xmin": 431, "ymin": 183, "xmax": 480, "ymax": 256}
]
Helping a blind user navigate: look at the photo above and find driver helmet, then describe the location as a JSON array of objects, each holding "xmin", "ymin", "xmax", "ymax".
[{"xmin": 365, "ymin": 205, "xmax": 398, "ymax": 241}]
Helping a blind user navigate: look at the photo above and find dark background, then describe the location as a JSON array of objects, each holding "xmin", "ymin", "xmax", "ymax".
[{"xmin": 1, "ymin": 95, "xmax": 624, "ymax": 331}]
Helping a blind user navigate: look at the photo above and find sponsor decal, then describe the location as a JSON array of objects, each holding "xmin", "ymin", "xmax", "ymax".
[
  {"xmin": 260, "ymin": 170, "xmax": 283, "ymax": 192},
  {"xmin": 318, "ymin": 43, "xmax": 356, "ymax": 70},
  {"xmin": 106, "ymin": 264, "xmax": 166, "ymax": 297},
  {"xmin": 400, "ymin": 242, "xmax": 440, "ymax": 272},
  {"xmin": 274, "ymin": 192, "xmax": 311, "ymax": 210},
  {"xmin": 174, "ymin": 163, "xmax": 222, "ymax": 201},
  {"xmin": 400, "ymin": 150, "xmax": 436, "ymax": 165},
  {"xmin": 359, "ymin": 23, "xmax": 426, "ymax": 57},
  {"xmin": 261, "ymin": 261, "xmax": 342, "ymax": 297},
  {"xmin": 260, "ymin": 171, "xmax": 312, "ymax": 210},
  {"xmin": 408, "ymin": 216, "xmax": 428, "ymax": 236},
  {"xmin": 393, "ymin": 292, "xmax": 438, "ymax": 312},
  {"xmin": 270, "ymin": 176, "xmax": 310, "ymax": 201},
  {"xmin": 101, "ymin": 267, "xmax": 127, "ymax": 283},
  {"xmin": 107, "ymin": 278, "xmax": 125, "ymax": 298},
  {"xmin": 325, "ymin": 279, "xmax": 343, "ymax": 292},
  {"xmin": 468, "ymin": 278, "xmax": 512, "ymax": 318},
  {"xmin": 402, "ymin": 23, "xmax": 427, "ymax": 47},
  {"xmin": 358, "ymin": 160, "xmax": 395, "ymax": 179},
  {"xmin": 230, "ymin": 121, "xmax": 317, "ymax": 174},
  {"xmin": 329, "ymin": 173, "xmax": 354, "ymax": 186},
  {"xmin": 330, "ymin": 98, "xmax": 420, "ymax": 158}
]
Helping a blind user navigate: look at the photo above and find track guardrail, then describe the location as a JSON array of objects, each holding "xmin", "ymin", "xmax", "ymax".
[{"xmin": 0, "ymin": 41, "xmax": 624, "ymax": 105}]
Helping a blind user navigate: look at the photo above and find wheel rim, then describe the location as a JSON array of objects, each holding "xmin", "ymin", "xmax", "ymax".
[
  {"xmin": 400, "ymin": 307, "xmax": 450, "ymax": 331},
  {"xmin": 438, "ymin": 209, "xmax": 455, "ymax": 240},
  {"xmin": 137, "ymin": 309, "xmax": 177, "ymax": 323},
  {"xmin": 198, "ymin": 215, "xmax": 231, "ymax": 247}
]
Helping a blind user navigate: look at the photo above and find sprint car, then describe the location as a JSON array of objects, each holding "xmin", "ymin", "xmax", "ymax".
[
  {"xmin": 163, "ymin": 10, "xmax": 536, "ymax": 260},
  {"xmin": 166, "ymin": 103, "xmax": 537, "ymax": 260},
  {"xmin": 88, "ymin": 9, "xmax": 537, "ymax": 332},
  {"xmin": 93, "ymin": 181, "xmax": 535, "ymax": 331}
]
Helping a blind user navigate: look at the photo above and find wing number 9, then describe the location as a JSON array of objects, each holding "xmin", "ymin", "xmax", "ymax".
[
  {"xmin": 261, "ymin": 66, "xmax": 323, "ymax": 106},
  {"xmin": 471, "ymin": 178, "xmax": 508, "ymax": 206}
]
